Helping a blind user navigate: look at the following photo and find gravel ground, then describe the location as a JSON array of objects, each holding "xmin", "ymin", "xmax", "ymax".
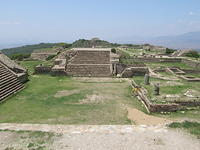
[{"xmin": 0, "ymin": 124, "xmax": 199, "ymax": 150}]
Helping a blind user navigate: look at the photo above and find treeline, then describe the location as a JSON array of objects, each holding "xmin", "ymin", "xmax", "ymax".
[
  {"xmin": 71, "ymin": 39, "xmax": 120, "ymax": 48},
  {"xmin": 0, "ymin": 38, "xmax": 152, "ymax": 58},
  {"xmin": 1, "ymin": 43, "xmax": 71, "ymax": 56}
]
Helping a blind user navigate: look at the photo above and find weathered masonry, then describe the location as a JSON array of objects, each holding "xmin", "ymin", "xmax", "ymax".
[
  {"xmin": 0, "ymin": 52, "xmax": 28, "ymax": 101},
  {"xmin": 48, "ymin": 48, "xmax": 113, "ymax": 77},
  {"xmin": 66, "ymin": 48, "xmax": 112, "ymax": 77},
  {"xmin": 35, "ymin": 48, "xmax": 148, "ymax": 77}
]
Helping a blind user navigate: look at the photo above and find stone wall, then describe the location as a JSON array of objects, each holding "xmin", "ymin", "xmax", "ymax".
[
  {"xmin": 34, "ymin": 66, "xmax": 52, "ymax": 74},
  {"xmin": 131, "ymin": 80, "xmax": 182, "ymax": 112},
  {"xmin": 69, "ymin": 50, "xmax": 110, "ymax": 64},
  {"xmin": 174, "ymin": 101, "xmax": 200, "ymax": 107},
  {"xmin": 182, "ymin": 59, "xmax": 200, "ymax": 70},
  {"xmin": 31, "ymin": 53, "xmax": 57, "ymax": 61},
  {"xmin": 116, "ymin": 63, "xmax": 146, "ymax": 74},
  {"xmin": 182, "ymin": 69, "xmax": 200, "ymax": 74},
  {"xmin": 149, "ymin": 104, "xmax": 181, "ymax": 112},
  {"xmin": 17, "ymin": 73, "xmax": 28, "ymax": 83},
  {"xmin": 133, "ymin": 57, "xmax": 182, "ymax": 63},
  {"xmin": 65, "ymin": 49, "xmax": 112, "ymax": 77},
  {"xmin": 66, "ymin": 64, "xmax": 112, "ymax": 77},
  {"xmin": 51, "ymin": 70, "xmax": 67, "ymax": 76},
  {"xmin": 121, "ymin": 67, "xmax": 149, "ymax": 77}
]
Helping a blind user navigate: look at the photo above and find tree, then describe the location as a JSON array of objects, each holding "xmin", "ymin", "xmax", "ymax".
[
  {"xmin": 166, "ymin": 48, "xmax": 175, "ymax": 54},
  {"xmin": 185, "ymin": 51, "xmax": 200, "ymax": 58}
]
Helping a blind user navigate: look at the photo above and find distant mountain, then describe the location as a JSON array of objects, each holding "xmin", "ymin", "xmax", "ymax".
[
  {"xmin": 148, "ymin": 31, "xmax": 200, "ymax": 49},
  {"xmin": 0, "ymin": 43, "xmax": 67, "ymax": 56},
  {"xmin": 113, "ymin": 31, "xmax": 200, "ymax": 50}
]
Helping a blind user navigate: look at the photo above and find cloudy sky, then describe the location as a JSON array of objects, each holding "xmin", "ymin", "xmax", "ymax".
[{"xmin": 0, "ymin": 0, "xmax": 200, "ymax": 45}]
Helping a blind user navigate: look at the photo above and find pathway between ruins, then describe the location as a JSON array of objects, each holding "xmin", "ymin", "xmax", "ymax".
[{"xmin": 0, "ymin": 123, "xmax": 200, "ymax": 150}]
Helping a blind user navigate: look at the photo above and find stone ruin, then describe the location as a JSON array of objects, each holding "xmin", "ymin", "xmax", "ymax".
[
  {"xmin": 52, "ymin": 48, "xmax": 113, "ymax": 77},
  {"xmin": 0, "ymin": 52, "xmax": 28, "ymax": 101},
  {"xmin": 31, "ymin": 47, "xmax": 62, "ymax": 61},
  {"xmin": 35, "ymin": 48, "xmax": 149, "ymax": 77}
]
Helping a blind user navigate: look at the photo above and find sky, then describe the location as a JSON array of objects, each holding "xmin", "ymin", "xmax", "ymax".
[{"xmin": 0, "ymin": 0, "xmax": 200, "ymax": 45}]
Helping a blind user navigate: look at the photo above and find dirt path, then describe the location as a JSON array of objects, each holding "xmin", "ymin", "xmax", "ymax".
[
  {"xmin": 0, "ymin": 124, "xmax": 199, "ymax": 150},
  {"xmin": 127, "ymin": 108, "xmax": 172, "ymax": 126}
]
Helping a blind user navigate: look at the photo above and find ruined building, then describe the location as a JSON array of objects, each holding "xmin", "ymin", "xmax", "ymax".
[
  {"xmin": 52, "ymin": 48, "xmax": 113, "ymax": 77},
  {"xmin": 35, "ymin": 48, "xmax": 148, "ymax": 77},
  {"xmin": 0, "ymin": 52, "xmax": 28, "ymax": 101}
]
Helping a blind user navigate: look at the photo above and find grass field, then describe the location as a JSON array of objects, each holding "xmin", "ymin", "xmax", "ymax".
[
  {"xmin": 0, "ymin": 61, "xmax": 145, "ymax": 124},
  {"xmin": 145, "ymin": 62, "xmax": 194, "ymax": 69},
  {"xmin": 169, "ymin": 121, "xmax": 200, "ymax": 139},
  {"xmin": 133, "ymin": 75, "xmax": 200, "ymax": 121},
  {"xmin": 133, "ymin": 76, "xmax": 200, "ymax": 101}
]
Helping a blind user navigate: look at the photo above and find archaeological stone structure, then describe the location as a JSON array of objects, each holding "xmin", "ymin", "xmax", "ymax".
[
  {"xmin": 65, "ymin": 48, "xmax": 112, "ymax": 77},
  {"xmin": 0, "ymin": 52, "xmax": 28, "ymax": 101},
  {"xmin": 35, "ymin": 48, "xmax": 150, "ymax": 77},
  {"xmin": 31, "ymin": 47, "xmax": 62, "ymax": 61}
]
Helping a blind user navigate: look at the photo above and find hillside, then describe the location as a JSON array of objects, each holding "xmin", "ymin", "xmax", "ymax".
[
  {"xmin": 71, "ymin": 38, "xmax": 120, "ymax": 48},
  {"xmin": 0, "ymin": 43, "xmax": 69, "ymax": 56}
]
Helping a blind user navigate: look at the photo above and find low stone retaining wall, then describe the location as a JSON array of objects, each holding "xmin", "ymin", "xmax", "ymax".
[
  {"xmin": 182, "ymin": 59, "xmax": 200, "ymax": 70},
  {"xmin": 122, "ymin": 67, "xmax": 148, "ymax": 77},
  {"xmin": 133, "ymin": 58, "xmax": 182, "ymax": 63},
  {"xmin": 182, "ymin": 69, "xmax": 200, "ymax": 74},
  {"xmin": 131, "ymin": 80, "xmax": 181, "ymax": 112},
  {"xmin": 174, "ymin": 101, "xmax": 200, "ymax": 107},
  {"xmin": 116, "ymin": 63, "xmax": 146, "ymax": 74},
  {"xmin": 17, "ymin": 73, "xmax": 28, "ymax": 83},
  {"xmin": 34, "ymin": 66, "xmax": 52, "ymax": 74},
  {"xmin": 149, "ymin": 104, "xmax": 181, "ymax": 112},
  {"xmin": 66, "ymin": 64, "xmax": 112, "ymax": 77},
  {"xmin": 51, "ymin": 70, "xmax": 67, "ymax": 76}
]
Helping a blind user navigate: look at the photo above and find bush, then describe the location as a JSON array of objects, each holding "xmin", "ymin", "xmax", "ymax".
[
  {"xmin": 111, "ymin": 48, "xmax": 116, "ymax": 53},
  {"xmin": 169, "ymin": 121, "xmax": 200, "ymax": 139},
  {"xmin": 10, "ymin": 53, "xmax": 30, "ymax": 61},
  {"xmin": 166, "ymin": 48, "xmax": 175, "ymax": 54},
  {"xmin": 46, "ymin": 55, "xmax": 56, "ymax": 61},
  {"xmin": 185, "ymin": 51, "xmax": 200, "ymax": 58}
]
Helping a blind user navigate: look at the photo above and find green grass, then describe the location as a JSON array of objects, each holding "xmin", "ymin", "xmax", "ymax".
[
  {"xmin": 169, "ymin": 121, "xmax": 200, "ymax": 139},
  {"xmin": 133, "ymin": 76, "xmax": 200, "ymax": 100},
  {"xmin": 0, "ymin": 129, "xmax": 56, "ymax": 150},
  {"xmin": 0, "ymin": 61, "xmax": 145, "ymax": 124},
  {"xmin": 145, "ymin": 62, "xmax": 194, "ymax": 69}
]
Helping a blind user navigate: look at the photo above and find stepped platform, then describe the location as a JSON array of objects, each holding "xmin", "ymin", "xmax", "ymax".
[
  {"xmin": 0, "ymin": 62, "xmax": 24, "ymax": 101},
  {"xmin": 65, "ymin": 48, "xmax": 112, "ymax": 77}
]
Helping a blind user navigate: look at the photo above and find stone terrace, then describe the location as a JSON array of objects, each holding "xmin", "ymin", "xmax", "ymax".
[{"xmin": 66, "ymin": 48, "xmax": 112, "ymax": 77}]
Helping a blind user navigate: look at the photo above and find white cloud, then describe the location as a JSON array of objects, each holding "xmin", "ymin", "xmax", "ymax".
[{"xmin": 0, "ymin": 21, "xmax": 21, "ymax": 25}]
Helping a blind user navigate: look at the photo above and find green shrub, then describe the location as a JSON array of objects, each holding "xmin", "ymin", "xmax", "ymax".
[
  {"xmin": 10, "ymin": 53, "xmax": 31, "ymax": 61},
  {"xmin": 111, "ymin": 48, "xmax": 116, "ymax": 53},
  {"xmin": 166, "ymin": 48, "xmax": 175, "ymax": 54},
  {"xmin": 185, "ymin": 51, "xmax": 200, "ymax": 58},
  {"xmin": 169, "ymin": 121, "xmax": 200, "ymax": 139},
  {"xmin": 46, "ymin": 55, "xmax": 56, "ymax": 61}
]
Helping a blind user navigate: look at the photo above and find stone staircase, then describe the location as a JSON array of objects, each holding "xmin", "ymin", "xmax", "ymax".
[
  {"xmin": 66, "ymin": 49, "xmax": 112, "ymax": 77},
  {"xmin": 0, "ymin": 62, "xmax": 24, "ymax": 101}
]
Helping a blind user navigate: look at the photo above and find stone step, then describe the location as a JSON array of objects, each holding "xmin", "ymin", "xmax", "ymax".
[
  {"xmin": 0, "ymin": 70, "xmax": 12, "ymax": 77},
  {"xmin": 0, "ymin": 82, "xmax": 23, "ymax": 96},
  {"xmin": 1, "ymin": 77, "xmax": 18, "ymax": 85},
  {"xmin": 0, "ymin": 84, "xmax": 24, "ymax": 101},
  {"xmin": 0, "ymin": 73, "xmax": 16, "ymax": 81},
  {"xmin": 0, "ymin": 79, "xmax": 21, "ymax": 91}
]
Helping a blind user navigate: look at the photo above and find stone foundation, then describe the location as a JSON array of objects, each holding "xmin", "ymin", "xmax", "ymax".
[{"xmin": 66, "ymin": 64, "xmax": 112, "ymax": 77}]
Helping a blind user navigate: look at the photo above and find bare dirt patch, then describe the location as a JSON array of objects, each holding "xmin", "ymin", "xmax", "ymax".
[
  {"xmin": 127, "ymin": 108, "xmax": 171, "ymax": 126},
  {"xmin": 54, "ymin": 90, "xmax": 80, "ymax": 98},
  {"xmin": 0, "ymin": 124, "xmax": 200, "ymax": 150},
  {"xmin": 73, "ymin": 77, "xmax": 127, "ymax": 83},
  {"xmin": 80, "ymin": 94, "xmax": 105, "ymax": 104}
]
